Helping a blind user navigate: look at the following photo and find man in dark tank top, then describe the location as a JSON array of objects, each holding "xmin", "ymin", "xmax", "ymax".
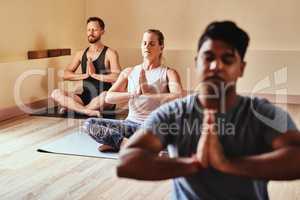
[{"xmin": 51, "ymin": 17, "xmax": 121, "ymax": 117}]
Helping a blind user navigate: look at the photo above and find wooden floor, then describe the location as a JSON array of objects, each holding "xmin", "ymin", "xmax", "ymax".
[
  {"xmin": 0, "ymin": 116, "xmax": 170, "ymax": 200},
  {"xmin": 1, "ymin": 103, "xmax": 300, "ymax": 200}
]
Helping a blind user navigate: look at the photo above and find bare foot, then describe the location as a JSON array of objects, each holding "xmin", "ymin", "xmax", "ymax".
[
  {"xmin": 84, "ymin": 109, "xmax": 102, "ymax": 117},
  {"xmin": 58, "ymin": 107, "xmax": 67, "ymax": 114},
  {"xmin": 98, "ymin": 144, "xmax": 114, "ymax": 152}
]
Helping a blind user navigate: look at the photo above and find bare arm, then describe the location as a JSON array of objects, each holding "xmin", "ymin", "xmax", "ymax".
[
  {"xmin": 63, "ymin": 51, "xmax": 88, "ymax": 81},
  {"xmin": 105, "ymin": 67, "xmax": 133, "ymax": 104},
  {"xmin": 167, "ymin": 68, "xmax": 184, "ymax": 94},
  {"xmin": 196, "ymin": 111, "xmax": 300, "ymax": 181},
  {"xmin": 117, "ymin": 129, "xmax": 202, "ymax": 181},
  {"xmin": 139, "ymin": 92, "xmax": 186, "ymax": 104},
  {"xmin": 219, "ymin": 131, "xmax": 300, "ymax": 180},
  {"xmin": 90, "ymin": 48, "xmax": 121, "ymax": 83},
  {"xmin": 106, "ymin": 67, "xmax": 186, "ymax": 105}
]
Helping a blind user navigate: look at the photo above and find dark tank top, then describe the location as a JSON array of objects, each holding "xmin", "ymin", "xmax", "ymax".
[{"xmin": 81, "ymin": 46, "xmax": 112, "ymax": 100}]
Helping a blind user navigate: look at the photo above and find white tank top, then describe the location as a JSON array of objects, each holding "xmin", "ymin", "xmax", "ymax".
[{"xmin": 126, "ymin": 64, "xmax": 169, "ymax": 123}]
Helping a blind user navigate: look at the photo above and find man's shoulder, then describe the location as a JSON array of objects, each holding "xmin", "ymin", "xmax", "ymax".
[
  {"xmin": 105, "ymin": 47, "xmax": 118, "ymax": 57},
  {"xmin": 239, "ymin": 95, "xmax": 277, "ymax": 114},
  {"xmin": 239, "ymin": 95, "xmax": 295, "ymax": 129}
]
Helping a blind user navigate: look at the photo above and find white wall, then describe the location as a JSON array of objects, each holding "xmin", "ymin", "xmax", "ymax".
[
  {"xmin": 86, "ymin": 0, "xmax": 300, "ymax": 95},
  {"xmin": 86, "ymin": 0, "xmax": 300, "ymax": 50},
  {"xmin": 0, "ymin": 0, "xmax": 86, "ymax": 109},
  {"xmin": 1, "ymin": 0, "xmax": 300, "ymax": 109}
]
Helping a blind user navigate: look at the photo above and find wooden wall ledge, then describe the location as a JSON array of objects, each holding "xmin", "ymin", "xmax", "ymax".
[{"xmin": 28, "ymin": 48, "xmax": 71, "ymax": 59}]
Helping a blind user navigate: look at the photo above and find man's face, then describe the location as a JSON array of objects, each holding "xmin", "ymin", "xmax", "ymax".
[
  {"xmin": 196, "ymin": 39, "xmax": 246, "ymax": 95},
  {"xmin": 86, "ymin": 21, "xmax": 104, "ymax": 44},
  {"xmin": 141, "ymin": 32, "xmax": 163, "ymax": 61}
]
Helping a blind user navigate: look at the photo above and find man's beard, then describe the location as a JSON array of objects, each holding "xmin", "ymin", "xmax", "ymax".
[{"xmin": 88, "ymin": 36, "xmax": 100, "ymax": 44}]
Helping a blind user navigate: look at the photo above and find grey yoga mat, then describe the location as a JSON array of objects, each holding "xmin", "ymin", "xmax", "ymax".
[
  {"xmin": 30, "ymin": 106, "xmax": 116, "ymax": 119},
  {"xmin": 37, "ymin": 131, "xmax": 118, "ymax": 159}
]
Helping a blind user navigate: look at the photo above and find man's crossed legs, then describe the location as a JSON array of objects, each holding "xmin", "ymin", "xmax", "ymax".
[{"xmin": 51, "ymin": 89, "xmax": 110, "ymax": 117}]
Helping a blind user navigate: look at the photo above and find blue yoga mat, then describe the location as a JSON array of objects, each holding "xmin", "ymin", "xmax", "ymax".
[{"xmin": 37, "ymin": 131, "xmax": 118, "ymax": 159}]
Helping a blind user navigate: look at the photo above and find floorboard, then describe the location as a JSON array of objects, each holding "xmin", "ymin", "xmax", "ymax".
[{"xmin": 1, "ymin": 103, "xmax": 300, "ymax": 200}]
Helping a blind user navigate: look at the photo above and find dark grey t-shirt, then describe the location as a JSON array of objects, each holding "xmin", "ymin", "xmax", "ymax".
[{"xmin": 143, "ymin": 94, "xmax": 297, "ymax": 200}]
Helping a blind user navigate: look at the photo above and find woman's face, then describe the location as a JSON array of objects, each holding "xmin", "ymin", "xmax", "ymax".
[{"xmin": 141, "ymin": 32, "xmax": 163, "ymax": 61}]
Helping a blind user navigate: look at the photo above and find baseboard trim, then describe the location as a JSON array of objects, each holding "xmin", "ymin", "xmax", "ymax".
[{"xmin": 0, "ymin": 98, "xmax": 50, "ymax": 122}]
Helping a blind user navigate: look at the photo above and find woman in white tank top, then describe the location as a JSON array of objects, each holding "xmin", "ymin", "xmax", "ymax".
[{"xmin": 84, "ymin": 29, "xmax": 185, "ymax": 152}]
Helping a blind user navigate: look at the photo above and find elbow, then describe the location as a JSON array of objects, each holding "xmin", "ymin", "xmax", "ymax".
[
  {"xmin": 116, "ymin": 163, "xmax": 125, "ymax": 178},
  {"xmin": 170, "ymin": 89, "xmax": 186, "ymax": 97},
  {"xmin": 116, "ymin": 161, "xmax": 129, "ymax": 178},
  {"xmin": 116, "ymin": 148, "xmax": 148, "ymax": 179},
  {"xmin": 174, "ymin": 90, "xmax": 187, "ymax": 98},
  {"xmin": 272, "ymin": 132, "xmax": 300, "ymax": 149},
  {"xmin": 176, "ymin": 91, "xmax": 185, "ymax": 98},
  {"xmin": 116, "ymin": 149, "xmax": 133, "ymax": 178},
  {"xmin": 62, "ymin": 71, "xmax": 69, "ymax": 80},
  {"xmin": 181, "ymin": 90, "xmax": 188, "ymax": 97},
  {"xmin": 62, "ymin": 74, "xmax": 67, "ymax": 80},
  {"xmin": 105, "ymin": 92, "xmax": 113, "ymax": 103}
]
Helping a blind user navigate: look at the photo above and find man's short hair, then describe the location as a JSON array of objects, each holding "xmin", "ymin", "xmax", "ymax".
[
  {"xmin": 87, "ymin": 17, "xmax": 105, "ymax": 30},
  {"xmin": 197, "ymin": 21, "xmax": 249, "ymax": 60},
  {"xmin": 145, "ymin": 29, "xmax": 165, "ymax": 46}
]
